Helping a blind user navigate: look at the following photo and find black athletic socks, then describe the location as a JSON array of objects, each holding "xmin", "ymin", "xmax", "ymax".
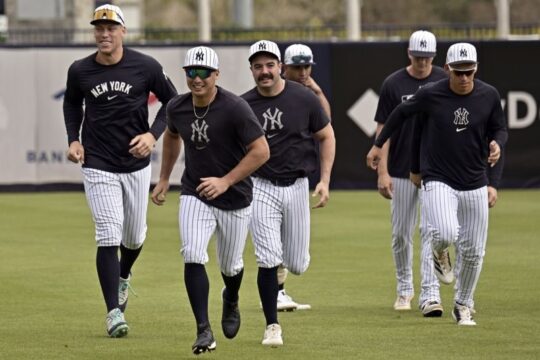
[
  {"xmin": 96, "ymin": 246, "xmax": 120, "ymax": 312},
  {"xmin": 221, "ymin": 268, "xmax": 244, "ymax": 302},
  {"xmin": 185, "ymin": 263, "xmax": 210, "ymax": 326},
  {"xmin": 258, "ymin": 266, "xmax": 279, "ymax": 325},
  {"xmin": 119, "ymin": 244, "xmax": 142, "ymax": 279}
]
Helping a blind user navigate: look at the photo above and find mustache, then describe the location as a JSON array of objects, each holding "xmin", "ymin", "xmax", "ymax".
[{"xmin": 258, "ymin": 74, "xmax": 273, "ymax": 81}]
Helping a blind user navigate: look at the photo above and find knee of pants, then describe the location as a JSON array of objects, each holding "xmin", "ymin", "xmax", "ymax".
[
  {"xmin": 181, "ymin": 248, "xmax": 208, "ymax": 265},
  {"xmin": 95, "ymin": 222, "xmax": 122, "ymax": 247},
  {"xmin": 220, "ymin": 263, "xmax": 244, "ymax": 277},
  {"xmin": 284, "ymin": 258, "xmax": 310, "ymax": 276},
  {"xmin": 430, "ymin": 224, "xmax": 459, "ymax": 246}
]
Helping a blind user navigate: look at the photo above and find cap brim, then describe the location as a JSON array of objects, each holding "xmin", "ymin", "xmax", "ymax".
[
  {"xmin": 448, "ymin": 61, "xmax": 478, "ymax": 71},
  {"xmin": 249, "ymin": 51, "xmax": 280, "ymax": 62},
  {"xmin": 409, "ymin": 50, "xmax": 436, "ymax": 58},
  {"xmin": 90, "ymin": 19, "xmax": 123, "ymax": 26},
  {"xmin": 285, "ymin": 61, "xmax": 316, "ymax": 66},
  {"xmin": 182, "ymin": 65, "xmax": 218, "ymax": 70}
]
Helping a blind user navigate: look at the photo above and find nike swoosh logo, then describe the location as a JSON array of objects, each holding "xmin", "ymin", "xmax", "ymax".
[
  {"xmin": 456, "ymin": 127, "xmax": 467, "ymax": 132},
  {"xmin": 196, "ymin": 146, "xmax": 207, "ymax": 150},
  {"xmin": 267, "ymin": 133, "xmax": 278, "ymax": 139},
  {"xmin": 107, "ymin": 95, "xmax": 118, "ymax": 100}
]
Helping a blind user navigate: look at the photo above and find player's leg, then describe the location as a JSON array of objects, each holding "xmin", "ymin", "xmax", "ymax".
[
  {"xmin": 418, "ymin": 188, "xmax": 443, "ymax": 316},
  {"xmin": 250, "ymin": 177, "xmax": 283, "ymax": 346},
  {"xmin": 423, "ymin": 181, "xmax": 459, "ymax": 284},
  {"xmin": 390, "ymin": 177, "xmax": 418, "ymax": 310},
  {"xmin": 214, "ymin": 205, "xmax": 251, "ymax": 339},
  {"xmin": 281, "ymin": 177, "xmax": 311, "ymax": 309},
  {"xmin": 82, "ymin": 167, "xmax": 128, "ymax": 337},
  {"xmin": 117, "ymin": 165, "xmax": 151, "ymax": 312},
  {"xmin": 452, "ymin": 186, "xmax": 488, "ymax": 326},
  {"xmin": 179, "ymin": 195, "xmax": 217, "ymax": 353}
]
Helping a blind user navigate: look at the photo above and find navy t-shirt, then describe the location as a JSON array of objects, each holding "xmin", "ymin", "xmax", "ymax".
[
  {"xmin": 376, "ymin": 79, "xmax": 508, "ymax": 190},
  {"xmin": 241, "ymin": 80, "xmax": 330, "ymax": 180},
  {"xmin": 63, "ymin": 48, "xmax": 177, "ymax": 173},
  {"xmin": 166, "ymin": 86, "xmax": 264, "ymax": 210},
  {"xmin": 374, "ymin": 66, "xmax": 447, "ymax": 178}
]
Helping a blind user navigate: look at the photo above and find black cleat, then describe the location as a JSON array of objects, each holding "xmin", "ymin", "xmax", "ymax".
[
  {"xmin": 192, "ymin": 323, "xmax": 217, "ymax": 355},
  {"xmin": 421, "ymin": 301, "xmax": 444, "ymax": 317},
  {"xmin": 221, "ymin": 289, "xmax": 241, "ymax": 339}
]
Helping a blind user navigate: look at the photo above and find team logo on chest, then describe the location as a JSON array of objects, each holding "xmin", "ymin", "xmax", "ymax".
[
  {"xmin": 191, "ymin": 119, "xmax": 210, "ymax": 149},
  {"xmin": 262, "ymin": 107, "xmax": 284, "ymax": 138},
  {"xmin": 453, "ymin": 107, "xmax": 470, "ymax": 132}
]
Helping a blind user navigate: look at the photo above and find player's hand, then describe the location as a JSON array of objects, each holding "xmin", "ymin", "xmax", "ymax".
[
  {"xmin": 488, "ymin": 140, "xmax": 500, "ymax": 167},
  {"xmin": 312, "ymin": 181, "xmax": 330, "ymax": 209},
  {"xmin": 377, "ymin": 173, "xmax": 393, "ymax": 199},
  {"xmin": 67, "ymin": 141, "xmax": 85, "ymax": 164},
  {"xmin": 129, "ymin": 132, "xmax": 157, "ymax": 159},
  {"xmin": 304, "ymin": 77, "xmax": 322, "ymax": 95},
  {"xmin": 366, "ymin": 146, "xmax": 381, "ymax": 170},
  {"xmin": 487, "ymin": 186, "xmax": 498, "ymax": 208},
  {"xmin": 151, "ymin": 180, "xmax": 170, "ymax": 206},
  {"xmin": 197, "ymin": 177, "xmax": 230, "ymax": 200},
  {"xmin": 410, "ymin": 173, "xmax": 422, "ymax": 188}
]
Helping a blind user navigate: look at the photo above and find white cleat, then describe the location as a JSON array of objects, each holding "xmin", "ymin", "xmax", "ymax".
[
  {"xmin": 262, "ymin": 323, "xmax": 283, "ymax": 347},
  {"xmin": 452, "ymin": 304, "xmax": 477, "ymax": 326},
  {"xmin": 277, "ymin": 290, "xmax": 298, "ymax": 312},
  {"xmin": 433, "ymin": 249, "xmax": 455, "ymax": 284},
  {"xmin": 393, "ymin": 295, "xmax": 413, "ymax": 311}
]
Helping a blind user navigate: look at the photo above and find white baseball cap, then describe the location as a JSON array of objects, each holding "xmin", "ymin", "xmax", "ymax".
[
  {"xmin": 249, "ymin": 40, "xmax": 281, "ymax": 62},
  {"xmin": 408, "ymin": 30, "xmax": 436, "ymax": 57},
  {"xmin": 183, "ymin": 46, "xmax": 219, "ymax": 70},
  {"xmin": 446, "ymin": 43, "xmax": 478, "ymax": 70},
  {"xmin": 284, "ymin": 44, "xmax": 316, "ymax": 65},
  {"xmin": 91, "ymin": 4, "xmax": 125, "ymax": 26}
]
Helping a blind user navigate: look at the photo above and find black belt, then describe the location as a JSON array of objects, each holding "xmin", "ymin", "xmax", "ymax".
[{"xmin": 259, "ymin": 177, "xmax": 298, "ymax": 187}]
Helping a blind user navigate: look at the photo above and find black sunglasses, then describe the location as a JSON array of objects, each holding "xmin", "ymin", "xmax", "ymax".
[
  {"xmin": 185, "ymin": 68, "xmax": 214, "ymax": 79},
  {"xmin": 452, "ymin": 69, "xmax": 475, "ymax": 77},
  {"xmin": 291, "ymin": 54, "xmax": 312, "ymax": 64}
]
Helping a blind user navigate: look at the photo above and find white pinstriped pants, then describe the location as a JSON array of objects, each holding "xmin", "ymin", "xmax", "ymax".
[
  {"xmin": 250, "ymin": 177, "xmax": 310, "ymax": 275},
  {"xmin": 82, "ymin": 165, "xmax": 151, "ymax": 248},
  {"xmin": 422, "ymin": 181, "xmax": 488, "ymax": 307},
  {"xmin": 179, "ymin": 195, "xmax": 250, "ymax": 277},
  {"xmin": 391, "ymin": 178, "xmax": 439, "ymax": 304}
]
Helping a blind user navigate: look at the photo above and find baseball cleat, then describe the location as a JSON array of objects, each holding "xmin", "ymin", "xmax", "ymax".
[
  {"xmin": 393, "ymin": 295, "xmax": 413, "ymax": 311},
  {"xmin": 433, "ymin": 249, "xmax": 455, "ymax": 284},
  {"xmin": 118, "ymin": 274, "xmax": 137, "ymax": 313},
  {"xmin": 192, "ymin": 323, "xmax": 217, "ymax": 354},
  {"xmin": 452, "ymin": 303, "xmax": 476, "ymax": 326},
  {"xmin": 221, "ymin": 288, "xmax": 241, "ymax": 339},
  {"xmin": 106, "ymin": 308, "xmax": 129, "ymax": 338},
  {"xmin": 277, "ymin": 290, "xmax": 298, "ymax": 311},
  {"xmin": 262, "ymin": 323, "xmax": 283, "ymax": 347},
  {"xmin": 420, "ymin": 301, "xmax": 444, "ymax": 317}
]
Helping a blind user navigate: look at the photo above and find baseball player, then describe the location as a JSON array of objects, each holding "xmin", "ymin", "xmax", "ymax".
[
  {"xmin": 367, "ymin": 43, "xmax": 507, "ymax": 326},
  {"xmin": 62, "ymin": 4, "xmax": 177, "ymax": 338},
  {"xmin": 151, "ymin": 46, "xmax": 269, "ymax": 354},
  {"xmin": 374, "ymin": 31, "xmax": 448, "ymax": 316},
  {"xmin": 241, "ymin": 40, "xmax": 335, "ymax": 346},
  {"xmin": 269, "ymin": 43, "xmax": 332, "ymax": 311}
]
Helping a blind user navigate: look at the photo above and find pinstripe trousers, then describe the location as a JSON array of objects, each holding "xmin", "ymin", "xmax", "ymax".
[
  {"xmin": 179, "ymin": 195, "xmax": 250, "ymax": 277},
  {"xmin": 82, "ymin": 165, "xmax": 151, "ymax": 248},
  {"xmin": 391, "ymin": 177, "xmax": 439, "ymax": 304},
  {"xmin": 422, "ymin": 181, "xmax": 488, "ymax": 307}
]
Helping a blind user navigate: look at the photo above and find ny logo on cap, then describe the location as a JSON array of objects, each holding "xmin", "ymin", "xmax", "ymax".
[
  {"xmin": 196, "ymin": 51, "xmax": 204, "ymax": 61},
  {"xmin": 259, "ymin": 42, "xmax": 267, "ymax": 50},
  {"xmin": 460, "ymin": 49, "xmax": 468, "ymax": 57},
  {"xmin": 420, "ymin": 40, "xmax": 427, "ymax": 48}
]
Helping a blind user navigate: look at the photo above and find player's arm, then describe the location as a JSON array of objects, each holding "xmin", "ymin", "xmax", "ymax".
[
  {"xmin": 312, "ymin": 123, "xmax": 336, "ymax": 209},
  {"xmin": 197, "ymin": 136, "xmax": 270, "ymax": 201},
  {"xmin": 375, "ymin": 123, "xmax": 392, "ymax": 199},
  {"xmin": 63, "ymin": 64, "xmax": 85, "ymax": 164},
  {"xmin": 151, "ymin": 127, "xmax": 182, "ymax": 206},
  {"xmin": 409, "ymin": 115, "xmax": 424, "ymax": 188},
  {"xmin": 487, "ymin": 88, "xmax": 508, "ymax": 167},
  {"xmin": 487, "ymin": 149, "xmax": 505, "ymax": 208}
]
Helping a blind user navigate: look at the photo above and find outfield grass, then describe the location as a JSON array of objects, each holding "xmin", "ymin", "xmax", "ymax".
[{"xmin": 0, "ymin": 190, "xmax": 539, "ymax": 359}]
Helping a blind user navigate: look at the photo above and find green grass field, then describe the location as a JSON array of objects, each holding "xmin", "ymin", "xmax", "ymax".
[{"xmin": 1, "ymin": 190, "xmax": 539, "ymax": 360}]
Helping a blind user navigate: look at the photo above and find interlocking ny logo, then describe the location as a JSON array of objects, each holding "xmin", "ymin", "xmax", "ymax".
[
  {"xmin": 453, "ymin": 107, "xmax": 470, "ymax": 125},
  {"xmin": 258, "ymin": 42, "xmax": 267, "ymax": 50},
  {"xmin": 195, "ymin": 51, "xmax": 204, "ymax": 61},
  {"xmin": 191, "ymin": 119, "xmax": 210, "ymax": 146},
  {"xmin": 460, "ymin": 49, "xmax": 468, "ymax": 57},
  {"xmin": 420, "ymin": 40, "xmax": 427, "ymax": 48},
  {"xmin": 262, "ymin": 107, "xmax": 284, "ymax": 132}
]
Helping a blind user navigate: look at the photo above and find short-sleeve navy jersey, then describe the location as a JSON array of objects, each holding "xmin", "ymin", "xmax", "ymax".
[
  {"xmin": 63, "ymin": 48, "xmax": 177, "ymax": 173},
  {"xmin": 376, "ymin": 78, "xmax": 508, "ymax": 190},
  {"xmin": 241, "ymin": 80, "xmax": 330, "ymax": 180},
  {"xmin": 374, "ymin": 66, "xmax": 447, "ymax": 178},
  {"xmin": 167, "ymin": 86, "xmax": 264, "ymax": 210}
]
